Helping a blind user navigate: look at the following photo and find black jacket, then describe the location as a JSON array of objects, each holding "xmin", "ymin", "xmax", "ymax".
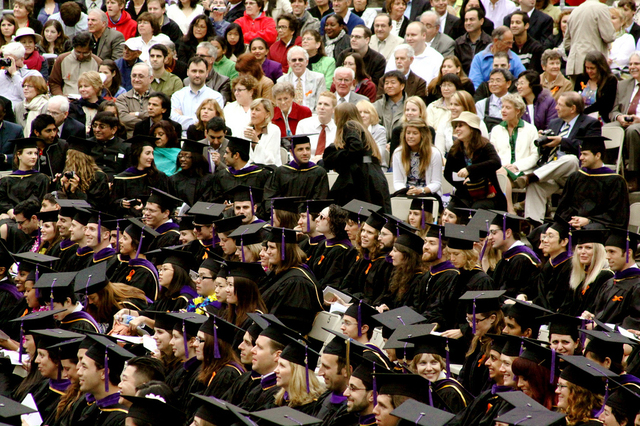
[
  {"xmin": 224, "ymin": 2, "xmax": 245, "ymax": 22},
  {"xmin": 503, "ymin": 9, "xmax": 554, "ymax": 49},
  {"xmin": 454, "ymin": 32, "xmax": 493, "ymax": 75},
  {"xmin": 60, "ymin": 117, "xmax": 86, "ymax": 140},
  {"xmin": 38, "ymin": 139, "xmax": 69, "ymax": 179},
  {"xmin": 546, "ymin": 114, "xmax": 602, "ymax": 156},
  {"xmin": 89, "ymin": 136, "xmax": 131, "ymax": 179},
  {"xmin": 573, "ymin": 75, "xmax": 618, "ymax": 123},
  {"xmin": 336, "ymin": 47, "xmax": 387, "ymax": 86}
]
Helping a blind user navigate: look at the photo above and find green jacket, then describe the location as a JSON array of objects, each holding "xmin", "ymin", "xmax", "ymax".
[{"xmin": 214, "ymin": 56, "xmax": 239, "ymax": 81}]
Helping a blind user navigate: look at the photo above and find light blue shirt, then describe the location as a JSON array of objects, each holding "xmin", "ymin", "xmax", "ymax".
[{"xmin": 170, "ymin": 85, "xmax": 224, "ymax": 137}]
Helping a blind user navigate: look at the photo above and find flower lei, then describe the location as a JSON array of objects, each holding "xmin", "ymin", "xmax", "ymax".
[{"xmin": 186, "ymin": 294, "xmax": 218, "ymax": 315}]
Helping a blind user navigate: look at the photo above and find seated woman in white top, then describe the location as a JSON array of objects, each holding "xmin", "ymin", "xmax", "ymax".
[
  {"xmin": 489, "ymin": 92, "xmax": 539, "ymax": 214},
  {"xmin": 435, "ymin": 90, "xmax": 488, "ymax": 159},
  {"xmin": 610, "ymin": 8, "xmax": 635, "ymax": 77},
  {"xmin": 426, "ymin": 73, "xmax": 459, "ymax": 133},
  {"xmin": 392, "ymin": 118, "xmax": 443, "ymax": 197},
  {"xmin": 245, "ymin": 98, "xmax": 282, "ymax": 166},
  {"xmin": 357, "ymin": 100, "xmax": 389, "ymax": 170},
  {"xmin": 223, "ymin": 75, "xmax": 258, "ymax": 138}
]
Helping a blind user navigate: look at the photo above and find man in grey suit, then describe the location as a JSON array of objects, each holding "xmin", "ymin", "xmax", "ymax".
[
  {"xmin": 608, "ymin": 52, "xmax": 640, "ymax": 191},
  {"xmin": 420, "ymin": 11, "xmax": 455, "ymax": 57},
  {"xmin": 88, "ymin": 9, "xmax": 124, "ymax": 61},
  {"xmin": 276, "ymin": 46, "xmax": 326, "ymax": 112},
  {"xmin": 333, "ymin": 67, "xmax": 368, "ymax": 105}
]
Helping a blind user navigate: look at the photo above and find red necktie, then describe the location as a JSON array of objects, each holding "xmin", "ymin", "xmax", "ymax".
[
  {"xmin": 316, "ymin": 124, "xmax": 327, "ymax": 156},
  {"xmin": 629, "ymin": 84, "xmax": 640, "ymax": 115}
]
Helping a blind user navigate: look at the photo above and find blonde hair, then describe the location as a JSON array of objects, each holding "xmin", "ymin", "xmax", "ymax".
[
  {"xmin": 77, "ymin": 71, "xmax": 103, "ymax": 94},
  {"xmin": 400, "ymin": 118, "xmax": 433, "ymax": 177},
  {"xmin": 356, "ymin": 100, "xmax": 380, "ymax": 123},
  {"xmin": 409, "ymin": 352, "xmax": 446, "ymax": 374},
  {"xmin": 274, "ymin": 361, "xmax": 325, "ymax": 407},
  {"xmin": 451, "ymin": 90, "xmax": 477, "ymax": 114},
  {"xmin": 402, "ymin": 96, "xmax": 427, "ymax": 123},
  {"xmin": 610, "ymin": 7, "xmax": 624, "ymax": 20},
  {"xmin": 449, "ymin": 247, "xmax": 479, "ymax": 271},
  {"xmin": 250, "ymin": 98, "xmax": 274, "ymax": 129},
  {"xmin": 501, "ymin": 93, "xmax": 526, "ymax": 118},
  {"xmin": 334, "ymin": 103, "xmax": 381, "ymax": 161},
  {"xmin": 65, "ymin": 150, "xmax": 102, "ymax": 192},
  {"xmin": 569, "ymin": 243, "xmax": 609, "ymax": 291}
]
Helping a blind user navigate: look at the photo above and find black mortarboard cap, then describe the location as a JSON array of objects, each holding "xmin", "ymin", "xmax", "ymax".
[
  {"xmin": 399, "ymin": 331, "xmax": 448, "ymax": 358},
  {"xmin": 444, "ymin": 197, "xmax": 471, "ymax": 224},
  {"xmin": 371, "ymin": 306, "xmax": 427, "ymax": 339},
  {"xmin": 467, "ymin": 209, "xmax": 498, "ymax": 237},
  {"xmin": 572, "ymin": 229, "xmax": 607, "ymax": 246},
  {"xmin": 157, "ymin": 248, "xmax": 196, "ymax": 272},
  {"xmin": 321, "ymin": 328, "xmax": 368, "ymax": 361},
  {"xmin": 270, "ymin": 197, "xmax": 304, "ymax": 215},
  {"xmin": 84, "ymin": 333, "xmax": 136, "ymax": 391},
  {"xmin": 178, "ymin": 215, "xmax": 195, "ymax": 231},
  {"xmin": 13, "ymin": 137, "xmax": 39, "ymax": 151},
  {"xmin": 199, "ymin": 314, "xmax": 244, "ymax": 352},
  {"xmin": 123, "ymin": 395, "xmax": 186, "ymax": 425},
  {"xmin": 559, "ymin": 354, "xmax": 618, "ymax": 394},
  {"xmin": 189, "ymin": 202, "xmax": 226, "ymax": 225},
  {"xmin": 342, "ymin": 199, "xmax": 381, "ymax": 224},
  {"xmin": 444, "ymin": 224, "xmax": 477, "ymax": 250},
  {"xmin": 124, "ymin": 218, "xmax": 160, "ymax": 254},
  {"xmin": 460, "ymin": 290, "xmax": 506, "ymax": 314},
  {"xmin": 299, "ymin": 199, "xmax": 333, "ymax": 216},
  {"xmin": 409, "ymin": 197, "xmax": 438, "ymax": 213},
  {"xmin": 490, "ymin": 210, "xmax": 529, "ymax": 235},
  {"xmin": 497, "ymin": 391, "xmax": 547, "ymax": 411},
  {"xmin": 383, "ymin": 324, "xmax": 436, "ymax": 362},
  {"xmin": 519, "ymin": 340, "xmax": 556, "ymax": 372},
  {"xmin": 181, "ymin": 138, "xmax": 208, "ymax": 154},
  {"xmin": 251, "ymin": 407, "xmax": 322, "ymax": 426},
  {"xmin": 224, "ymin": 261, "xmax": 266, "ymax": 283},
  {"xmin": 226, "ymin": 136, "xmax": 251, "ymax": 159},
  {"xmin": 502, "ymin": 298, "xmax": 550, "ymax": 337},
  {"xmin": 281, "ymin": 133, "xmax": 316, "ymax": 147},
  {"xmin": 57, "ymin": 199, "xmax": 91, "ymax": 218},
  {"xmin": 74, "ymin": 262, "xmax": 109, "ymax": 295},
  {"xmin": 344, "ymin": 300, "xmax": 378, "ymax": 337},
  {"xmin": 548, "ymin": 217, "xmax": 571, "ymax": 240},
  {"xmin": 191, "ymin": 394, "xmax": 249, "ymax": 425},
  {"xmin": 73, "ymin": 208, "xmax": 92, "ymax": 226},
  {"xmin": 249, "ymin": 313, "xmax": 297, "ymax": 346},
  {"xmin": 390, "ymin": 398, "xmax": 455, "ymax": 426},
  {"xmin": 34, "ymin": 271, "xmax": 77, "ymax": 308},
  {"xmin": 395, "ymin": 231, "xmax": 425, "ymax": 255},
  {"xmin": 495, "ymin": 407, "xmax": 566, "ymax": 426},
  {"xmin": 604, "ymin": 385, "xmax": 640, "ymax": 423},
  {"xmin": 147, "ymin": 311, "xmax": 179, "ymax": 331},
  {"xmin": 539, "ymin": 313, "xmax": 583, "ymax": 340},
  {"xmin": 67, "ymin": 136, "xmax": 97, "ymax": 156},
  {"xmin": 582, "ymin": 329, "xmax": 636, "ymax": 365},
  {"xmin": 168, "ymin": 312, "xmax": 208, "ymax": 356},
  {"xmin": 31, "ymin": 329, "xmax": 84, "ymax": 350},
  {"xmin": 36, "ymin": 210, "xmax": 59, "ymax": 223},
  {"xmin": 47, "ymin": 336, "xmax": 85, "ymax": 360},
  {"xmin": 375, "ymin": 372, "xmax": 431, "ymax": 404},
  {"xmin": 213, "ymin": 215, "xmax": 246, "ymax": 235},
  {"xmin": 486, "ymin": 333, "xmax": 524, "ymax": 357},
  {"xmin": 365, "ymin": 210, "xmax": 387, "ymax": 231},
  {"xmin": 226, "ymin": 185, "xmax": 264, "ymax": 204},
  {"xmin": 266, "ymin": 226, "xmax": 298, "ymax": 245},
  {"xmin": 0, "ymin": 395, "xmax": 37, "ymax": 421},
  {"xmin": 606, "ymin": 227, "xmax": 640, "ymax": 258},
  {"xmin": 200, "ymin": 255, "xmax": 225, "ymax": 275},
  {"xmin": 580, "ymin": 136, "xmax": 609, "ymax": 154},
  {"xmin": 280, "ymin": 337, "xmax": 320, "ymax": 371},
  {"xmin": 10, "ymin": 309, "xmax": 64, "ymax": 334},
  {"xmin": 424, "ymin": 223, "xmax": 444, "ymax": 239},
  {"xmin": 147, "ymin": 187, "xmax": 184, "ymax": 211},
  {"xmin": 14, "ymin": 251, "xmax": 58, "ymax": 269},
  {"xmin": 229, "ymin": 222, "xmax": 268, "ymax": 248}
]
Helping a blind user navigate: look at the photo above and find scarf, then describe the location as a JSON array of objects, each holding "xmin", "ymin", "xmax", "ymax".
[{"xmin": 23, "ymin": 50, "xmax": 43, "ymax": 72}]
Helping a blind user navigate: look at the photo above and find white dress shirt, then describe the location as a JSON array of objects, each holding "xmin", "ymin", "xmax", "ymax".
[
  {"xmin": 385, "ymin": 45, "xmax": 444, "ymax": 85},
  {"xmin": 296, "ymin": 116, "xmax": 337, "ymax": 155}
]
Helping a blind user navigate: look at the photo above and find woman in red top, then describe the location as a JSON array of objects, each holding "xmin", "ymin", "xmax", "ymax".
[
  {"xmin": 267, "ymin": 13, "xmax": 301, "ymax": 73},
  {"xmin": 235, "ymin": 0, "xmax": 277, "ymax": 46},
  {"xmin": 330, "ymin": 52, "xmax": 376, "ymax": 102}
]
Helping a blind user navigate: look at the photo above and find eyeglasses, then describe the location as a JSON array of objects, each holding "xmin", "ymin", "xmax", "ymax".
[
  {"xmin": 347, "ymin": 384, "xmax": 367, "ymax": 392},
  {"xmin": 342, "ymin": 319, "xmax": 357, "ymax": 327},
  {"xmin": 234, "ymin": 87, "xmax": 247, "ymax": 93},
  {"xmin": 466, "ymin": 316, "xmax": 490, "ymax": 325},
  {"xmin": 290, "ymin": 57, "xmax": 305, "ymax": 63},
  {"xmin": 91, "ymin": 123, "xmax": 110, "ymax": 129},
  {"xmin": 277, "ymin": 25, "xmax": 290, "ymax": 30},
  {"xmin": 194, "ymin": 337, "xmax": 206, "ymax": 344},
  {"xmin": 556, "ymin": 383, "xmax": 568, "ymax": 390},
  {"xmin": 350, "ymin": 34, "xmax": 364, "ymax": 39},
  {"xmin": 197, "ymin": 274, "xmax": 214, "ymax": 281}
]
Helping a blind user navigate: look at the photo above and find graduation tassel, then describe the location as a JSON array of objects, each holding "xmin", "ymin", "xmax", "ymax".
[
  {"xmin": 567, "ymin": 227, "xmax": 573, "ymax": 257},
  {"xmin": 104, "ymin": 346, "xmax": 109, "ymax": 392},
  {"xmin": 626, "ymin": 230, "xmax": 630, "ymax": 263},
  {"xmin": 306, "ymin": 204, "xmax": 311, "ymax": 233},
  {"xmin": 213, "ymin": 317, "xmax": 221, "ymax": 359},
  {"xmin": 182, "ymin": 319, "xmax": 189, "ymax": 358},
  {"xmin": 479, "ymin": 220, "xmax": 489, "ymax": 261},
  {"xmin": 281, "ymin": 228, "xmax": 285, "ymax": 261},
  {"xmin": 550, "ymin": 348, "xmax": 556, "ymax": 383},
  {"xmin": 445, "ymin": 338, "xmax": 451, "ymax": 379},
  {"xmin": 357, "ymin": 300, "xmax": 363, "ymax": 337},
  {"xmin": 97, "ymin": 214, "xmax": 102, "ymax": 244},
  {"xmin": 35, "ymin": 265, "xmax": 40, "ymax": 283},
  {"xmin": 357, "ymin": 207, "xmax": 363, "ymax": 226},
  {"xmin": 135, "ymin": 227, "xmax": 145, "ymax": 259},
  {"xmin": 240, "ymin": 228, "xmax": 249, "ymax": 262},
  {"xmin": 437, "ymin": 228, "xmax": 442, "ymax": 259},
  {"xmin": 304, "ymin": 345, "xmax": 310, "ymax": 393},
  {"xmin": 372, "ymin": 362, "xmax": 377, "ymax": 407},
  {"xmin": 421, "ymin": 201, "xmax": 425, "ymax": 229},
  {"xmin": 428, "ymin": 381, "xmax": 433, "ymax": 406},
  {"xmin": 84, "ymin": 275, "xmax": 92, "ymax": 309},
  {"xmin": 18, "ymin": 320, "xmax": 24, "ymax": 363},
  {"xmin": 270, "ymin": 202, "xmax": 274, "ymax": 226},
  {"xmin": 37, "ymin": 227, "xmax": 41, "ymax": 248},
  {"xmin": 414, "ymin": 413, "xmax": 425, "ymax": 425},
  {"xmin": 50, "ymin": 278, "xmax": 57, "ymax": 309},
  {"xmin": 472, "ymin": 297, "xmax": 478, "ymax": 335},
  {"xmin": 346, "ymin": 339, "xmax": 351, "ymax": 380},
  {"xmin": 513, "ymin": 416, "xmax": 533, "ymax": 425},
  {"xmin": 249, "ymin": 187, "xmax": 255, "ymax": 216},
  {"xmin": 116, "ymin": 221, "xmax": 120, "ymax": 253},
  {"xmin": 502, "ymin": 214, "xmax": 507, "ymax": 239}
]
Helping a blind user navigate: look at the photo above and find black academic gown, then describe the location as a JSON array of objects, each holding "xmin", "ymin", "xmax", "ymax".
[
  {"xmin": 36, "ymin": 379, "xmax": 71, "ymax": 426},
  {"xmin": 563, "ymin": 269, "xmax": 614, "ymax": 316},
  {"xmin": 55, "ymin": 240, "xmax": 78, "ymax": 272},
  {"xmin": 222, "ymin": 370, "xmax": 261, "ymax": 405},
  {"xmin": 318, "ymin": 393, "xmax": 357, "ymax": 426},
  {"xmin": 458, "ymin": 342, "xmax": 490, "ymax": 397},
  {"xmin": 111, "ymin": 167, "xmax": 170, "ymax": 217},
  {"xmin": 593, "ymin": 267, "xmax": 640, "ymax": 329},
  {"xmin": 447, "ymin": 386, "xmax": 516, "ymax": 426},
  {"xmin": 203, "ymin": 362, "xmax": 245, "ymax": 398},
  {"xmin": 173, "ymin": 357, "xmax": 204, "ymax": 411},
  {"xmin": 535, "ymin": 251, "xmax": 573, "ymax": 313},
  {"xmin": 0, "ymin": 278, "xmax": 26, "ymax": 339},
  {"xmin": 147, "ymin": 222, "xmax": 180, "ymax": 252},
  {"xmin": 205, "ymin": 164, "xmax": 272, "ymax": 203},
  {"xmin": 75, "ymin": 393, "xmax": 128, "ymax": 426},
  {"xmin": 432, "ymin": 377, "xmax": 473, "ymax": 414},
  {"xmin": 153, "ymin": 285, "xmax": 198, "ymax": 312},
  {"xmin": 67, "ymin": 246, "xmax": 95, "ymax": 272},
  {"xmin": 308, "ymin": 238, "xmax": 356, "ymax": 291},
  {"xmin": 91, "ymin": 247, "xmax": 120, "ymax": 278},
  {"xmin": 59, "ymin": 310, "xmax": 101, "ymax": 333},
  {"xmin": 169, "ymin": 170, "xmax": 215, "ymax": 207},
  {"xmin": 300, "ymin": 235, "xmax": 326, "ymax": 264},
  {"xmin": 414, "ymin": 260, "xmax": 461, "ymax": 331},
  {"xmin": 110, "ymin": 257, "xmax": 159, "ymax": 301},
  {"xmin": 492, "ymin": 244, "xmax": 541, "ymax": 299},
  {"xmin": 186, "ymin": 238, "xmax": 220, "ymax": 267},
  {"xmin": 0, "ymin": 170, "xmax": 49, "ymax": 213},
  {"xmin": 55, "ymin": 171, "xmax": 110, "ymax": 208},
  {"xmin": 239, "ymin": 372, "xmax": 280, "ymax": 412},
  {"xmin": 374, "ymin": 273, "xmax": 423, "ymax": 310},
  {"xmin": 263, "ymin": 160, "xmax": 330, "ymax": 200},
  {"xmin": 261, "ymin": 264, "xmax": 324, "ymax": 335},
  {"xmin": 555, "ymin": 166, "xmax": 630, "ymax": 228},
  {"xmin": 340, "ymin": 250, "xmax": 393, "ymax": 304}
]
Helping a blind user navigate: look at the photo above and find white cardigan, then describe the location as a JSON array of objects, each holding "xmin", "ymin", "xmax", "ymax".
[
  {"xmin": 489, "ymin": 120, "xmax": 540, "ymax": 174},
  {"xmin": 250, "ymin": 123, "xmax": 282, "ymax": 166},
  {"xmin": 392, "ymin": 145, "xmax": 443, "ymax": 195}
]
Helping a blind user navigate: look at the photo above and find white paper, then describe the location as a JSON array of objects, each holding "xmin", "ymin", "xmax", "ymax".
[
  {"xmin": 329, "ymin": 303, "xmax": 348, "ymax": 314},
  {"xmin": 323, "ymin": 286, "xmax": 352, "ymax": 304},
  {"xmin": 142, "ymin": 335, "xmax": 158, "ymax": 353},
  {"xmin": 0, "ymin": 350, "xmax": 29, "ymax": 365},
  {"xmin": 21, "ymin": 394, "xmax": 42, "ymax": 426},
  {"xmin": 112, "ymin": 335, "xmax": 143, "ymax": 344},
  {"xmin": 452, "ymin": 174, "xmax": 465, "ymax": 182}
]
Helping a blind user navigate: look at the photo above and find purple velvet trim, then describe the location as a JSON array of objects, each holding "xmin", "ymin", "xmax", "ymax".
[
  {"xmin": 581, "ymin": 166, "xmax": 614, "ymax": 174},
  {"xmin": 96, "ymin": 392, "xmax": 122, "ymax": 408},
  {"xmin": 431, "ymin": 260, "xmax": 456, "ymax": 274},
  {"xmin": 0, "ymin": 282, "xmax": 24, "ymax": 301},
  {"xmin": 60, "ymin": 239, "xmax": 75, "ymax": 249},
  {"xmin": 12, "ymin": 169, "xmax": 38, "ymax": 176},
  {"xmin": 93, "ymin": 247, "xmax": 116, "ymax": 261},
  {"xmin": 129, "ymin": 258, "xmax": 159, "ymax": 279},
  {"xmin": 550, "ymin": 251, "xmax": 572, "ymax": 267},
  {"xmin": 63, "ymin": 311, "xmax": 100, "ymax": 330},
  {"xmin": 123, "ymin": 167, "xmax": 146, "ymax": 175},
  {"xmin": 228, "ymin": 165, "xmax": 260, "ymax": 175},
  {"xmin": 325, "ymin": 237, "xmax": 353, "ymax": 247},
  {"xmin": 614, "ymin": 267, "xmax": 640, "ymax": 280},
  {"xmin": 77, "ymin": 246, "xmax": 93, "ymax": 255},
  {"xmin": 155, "ymin": 222, "xmax": 180, "ymax": 233},
  {"xmin": 287, "ymin": 160, "xmax": 316, "ymax": 170},
  {"xmin": 180, "ymin": 285, "xmax": 200, "ymax": 299},
  {"xmin": 49, "ymin": 378, "xmax": 71, "ymax": 392},
  {"xmin": 330, "ymin": 392, "xmax": 347, "ymax": 404},
  {"xmin": 503, "ymin": 245, "xmax": 541, "ymax": 263}
]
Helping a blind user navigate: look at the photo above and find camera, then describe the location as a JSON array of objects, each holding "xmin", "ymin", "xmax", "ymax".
[
  {"xmin": 64, "ymin": 171, "xmax": 75, "ymax": 179},
  {"xmin": 0, "ymin": 58, "xmax": 12, "ymax": 67},
  {"xmin": 534, "ymin": 129, "xmax": 555, "ymax": 147},
  {"xmin": 625, "ymin": 116, "xmax": 634, "ymax": 123}
]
